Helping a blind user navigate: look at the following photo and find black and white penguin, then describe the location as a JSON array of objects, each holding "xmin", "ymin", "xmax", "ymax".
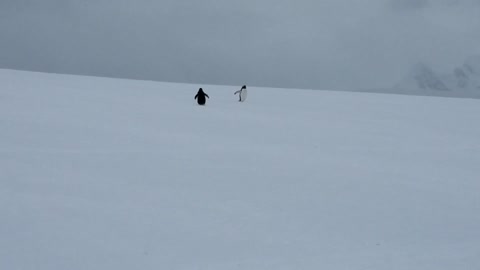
[
  {"xmin": 234, "ymin": 85, "xmax": 247, "ymax": 102},
  {"xmin": 194, "ymin": 88, "xmax": 209, "ymax": 105}
]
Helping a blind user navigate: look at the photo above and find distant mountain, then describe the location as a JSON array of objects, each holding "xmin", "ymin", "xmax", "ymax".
[
  {"xmin": 393, "ymin": 56, "xmax": 480, "ymax": 98},
  {"xmin": 451, "ymin": 56, "xmax": 480, "ymax": 91}
]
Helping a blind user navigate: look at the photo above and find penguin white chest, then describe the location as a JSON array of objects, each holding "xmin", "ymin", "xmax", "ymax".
[{"xmin": 239, "ymin": 89, "xmax": 247, "ymax": 102}]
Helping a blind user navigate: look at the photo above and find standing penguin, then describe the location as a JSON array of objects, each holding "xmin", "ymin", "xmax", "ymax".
[
  {"xmin": 194, "ymin": 88, "xmax": 209, "ymax": 105},
  {"xmin": 234, "ymin": 85, "xmax": 247, "ymax": 102}
]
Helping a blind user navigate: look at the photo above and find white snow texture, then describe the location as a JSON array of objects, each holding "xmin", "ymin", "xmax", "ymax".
[{"xmin": 1, "ymin": 69, "xmax": 480, "ymax": 270}]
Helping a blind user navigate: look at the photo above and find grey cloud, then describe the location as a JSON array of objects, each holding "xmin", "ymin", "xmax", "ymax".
[
  {"xmin": 1, "ymin": 0, "xmax": 479, "ymax": 90},
  {"xmin": 389, "ymin": 0, "xmax": 430, "ymax": 10}
]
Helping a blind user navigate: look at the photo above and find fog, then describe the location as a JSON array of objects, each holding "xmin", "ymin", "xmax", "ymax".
[{"xmin": 1, "ymin": 0, "xmax": 479, "ymax": 90}]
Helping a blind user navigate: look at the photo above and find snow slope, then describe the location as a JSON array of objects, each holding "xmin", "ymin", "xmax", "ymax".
[{"xmin": 1, "ymin": 69, "xmax": 480, "ymax": 270}]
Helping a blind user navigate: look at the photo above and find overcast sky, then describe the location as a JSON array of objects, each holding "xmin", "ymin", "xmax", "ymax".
[{"xmin": 1, "ymin": 0, "xmax": 480, "ymax": 90}]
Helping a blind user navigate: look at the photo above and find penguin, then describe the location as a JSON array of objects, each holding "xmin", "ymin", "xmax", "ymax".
[
  {"xmin": 234, "ymin": 85, "xmax": 247, "ymax": 102},
  {"xmin": 194, "ymin": 88, "xmax": 209, "ymax": 105}
]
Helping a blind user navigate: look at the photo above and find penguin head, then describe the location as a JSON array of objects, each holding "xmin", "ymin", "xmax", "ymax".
[
  {"xmin": 198, "ymin": 88, "xmax": 204, "ymax": 93},
  {"xmin": 241, "ymin": 85, "xmax": 246, "ymax": 89}
]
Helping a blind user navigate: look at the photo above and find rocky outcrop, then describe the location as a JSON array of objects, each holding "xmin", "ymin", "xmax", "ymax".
[{"xmin": 394, "ymin": 56, "xmax": 480, "ymax": 98}]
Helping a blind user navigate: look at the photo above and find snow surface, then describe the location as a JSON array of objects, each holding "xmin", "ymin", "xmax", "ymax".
[{"xmin": 1, "ymin": 69, "xmax": 480, "ymax": 270}]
